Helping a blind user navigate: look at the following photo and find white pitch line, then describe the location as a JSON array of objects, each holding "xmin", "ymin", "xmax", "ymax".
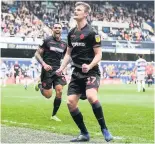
[
  {"xmin": 2, "ymin": 119, "xmax": 125, "ymax": 141},
  {"xmin": 2, "ymin": 120, "xmax": 153, "ymax": 143},
  {"xmin": 2, "ymin": 120, "xmax": 56, "ymax": 130}
]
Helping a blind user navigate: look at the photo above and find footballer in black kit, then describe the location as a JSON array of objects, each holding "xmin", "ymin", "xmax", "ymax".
[
  {"xmin": 56, "ymin": 2, "xmax": 113, "ymax": 142},
  {"xmin": 35, "ymin": 23, "xmax": 67, "ymax": 121},
  {"xmin": 40, "ymin": 36, "xmax": 67, "ymax": 89},
  {"xmin": 14, "ymin": 61, "xmax": 21, "ymax": 84},
  {"xmin": 67, "ymin": 24, "xmax": 101, "ymax": 99}
]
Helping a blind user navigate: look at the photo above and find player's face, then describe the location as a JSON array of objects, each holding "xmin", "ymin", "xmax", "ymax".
[
  {"xmin": 52, "ymin": 24, "xmax": 62, "ymax": 36},
  {"xmin": 74, "ymin": 5, "xmax": 88, "ymax": 21}
]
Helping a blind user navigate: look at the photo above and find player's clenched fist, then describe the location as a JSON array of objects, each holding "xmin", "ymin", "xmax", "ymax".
[
  {"xmin": 56, "ymin": 68, "xmax": 63, "ymax": 76},
  {"xmin": 42, "ymin": 62, "xmax": 52, "ymax": 71},
  {"xmin": 82, "ymin": 64, "xmax": 91, "ymax": 73}
]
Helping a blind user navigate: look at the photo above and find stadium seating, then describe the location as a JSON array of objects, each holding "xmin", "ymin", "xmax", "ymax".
[{"xmin": 1, "ymin": 1, "xmax": 154, "ymax": 41}]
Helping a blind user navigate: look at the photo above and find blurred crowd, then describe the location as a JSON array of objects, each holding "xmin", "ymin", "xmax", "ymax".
[
  {"xmin": 100, "ymin": 61, "xmax": 155, "ymax": 84},
  {"xmin": 1, "ymin": 1, "xmax": 51, "ymax": 38},
  {"xmin": 1, "ymin": 59, "xmax": 154, "ymax": 85},
  {"xmin": 1, "ymin": 1, "xmax": 154, "ymax": 41}
]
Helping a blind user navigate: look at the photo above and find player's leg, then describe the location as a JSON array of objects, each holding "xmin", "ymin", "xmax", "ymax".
[
  {"xmin": 24, "ymin": 76, "xmax": 28, "ymax": 90},
  {"xmin": 16, "ymin": 75, "xmax": 20, "ymax": 84},
  {"xmin": 67, "ymin": 80, "xmax": 89, "ymax": 142},
  {"xmin": 36, "ymin": 69, "xmax": 53, "ymax": 98},
  {"xmin": 37, "ymin": 81, "xmax": 52, "ymax": 98},
  {"xmin": 35, "ymin": 75, "xmax": 41, "ymax": 91},
  {"xmin": 148, "ymin": 74, "xmax": 153, "ymax": 87},
  {"xmin": 51, "ymin": 84, "xmax": 63, "ymax": 121},
  {"xmin": 147, "ymin": 74, "xmax": 150, "ymax": 87},
  {"xmin": 14, "ymin": 74, "xmax": 17, "ymax": 84},
  {"xmin": 150, "ymin": 74, "xmax": 153, "ymax": 85},
  {"xmin": 141, "ymin": 74, "xmax": 146, "ymax": 92},
  {"xmin": 2, "ymin": 73, "xmax": 7, "ymax": 87},
  {"xmin": 86, "ymin": 75, "xmax": 113, "ymax": 142},
  {"xmin": 51, "ymin": 76, "xmax": 67, "ymax": 121},
  {"xmin": 33, "ymin": 71, "xmax": 39, "ymax": 87},
  {"xmin": 137, "ymin": 80, "xmax": 141, "ymax": 92},
  {"xmin": 142, "ymin": 80, "xmax": 145, "ymax": 92},
  {"xmin": 137, "ymin": 75, "xmax": 141, "ymax": 92}
]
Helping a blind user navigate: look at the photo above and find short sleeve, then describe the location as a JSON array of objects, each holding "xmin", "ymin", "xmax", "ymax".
[
  {"xmin": 39, "ymin": 39, "xmax": 47, "ymax": 49},
  {"xmin": 62, "ymin": 43, "xmax": 67, "ymax": 57},
  {"xmin": 90, "ymin": 31, "xmax": 101, "ymax": 48},
  {"xmin": 67, "ymin": 33, "xmax": 72, "ymax": 48}
]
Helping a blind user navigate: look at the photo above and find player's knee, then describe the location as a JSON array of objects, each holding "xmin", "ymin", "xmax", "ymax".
[
  {"xmin": 86, "ymin": 89, "xmax": 98, "ymax": 103},
  {"xmin": 43, "ymin": 93, "xmax": 52, "ymax": 99},
  {"xmin": 67, "ymin": 98, "xmax": 76, "ymax": 110},
  {"xmin": 55, "ymin": 86, "xmax": 63, "ymax": 95},
  {"xmin": 42, "ymin": 90, "xmax": 52, "ymax": 99}
]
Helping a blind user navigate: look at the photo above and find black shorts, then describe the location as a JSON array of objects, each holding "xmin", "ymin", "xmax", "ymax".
[
  {"xmin": 41, "ymin": 69, "xmax": 67, "ymax": 90},
  {"xmin": 67, "ymin": 68, "xmax": 100, "ymax": 100}
]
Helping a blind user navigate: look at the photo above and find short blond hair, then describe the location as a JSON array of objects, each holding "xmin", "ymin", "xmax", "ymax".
[{"xmin": 75, "ymin": 2, "xmax": 91, "ymax": 13}]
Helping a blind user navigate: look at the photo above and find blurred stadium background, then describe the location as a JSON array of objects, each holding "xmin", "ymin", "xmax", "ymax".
[{"xmin": 1, "ymin": 0, "xmax": 154, "ymax": 143}]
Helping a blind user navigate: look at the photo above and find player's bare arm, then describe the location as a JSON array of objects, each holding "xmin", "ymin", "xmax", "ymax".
[
  {"xmin": 35, "ymin": 48, "xmax": 52, "ymax": 71},
  {"xmin": 82, "ymin": 47, "xmax": 102, "ymax": 73},
  {"xmin": 35, "ymin": 48, "xmax": 44, "ymax": 65},
  {"xmin": 56, "ymin": 47, "xmax": 72, "ymax": 75}
]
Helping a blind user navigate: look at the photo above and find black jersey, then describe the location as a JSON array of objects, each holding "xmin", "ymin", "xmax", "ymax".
[
  {"xmin": 68, "ymin": 24, "xmax": 101, "ymax": 70},
  {"xmin": 40, "ymin": 36, "xmax": 67, "ymax": 69}
]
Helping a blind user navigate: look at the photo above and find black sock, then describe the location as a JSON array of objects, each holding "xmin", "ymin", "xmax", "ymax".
[
  {"xmin": 70, "ymin": 108, "xmax": 88, "ymax": 134},
  {"xmin": 52, "ymin": 97, "xmax": 62, "ymax": 116},
  {"xmin": 91, "ymin": 100, "xmax": 107, "ymax": 130}
]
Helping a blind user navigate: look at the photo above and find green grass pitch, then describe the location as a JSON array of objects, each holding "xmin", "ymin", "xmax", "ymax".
[{"xmin": 1, "ymin": 84, "xmax": 154, "ymax": 143}]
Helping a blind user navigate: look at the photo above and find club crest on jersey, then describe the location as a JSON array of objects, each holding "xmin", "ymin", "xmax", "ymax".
[
  {"xmin": 61, "ymin": 43, "xmax": 64, "ymax": 47},
  {"xmin": 80, "ymin": 34, "xmax": 85, "ymax": 40},
  {"xmin": 71, "ymin": 35, "xmax": 76, "ymax": 38},
  {"xmin": 95, "ymin": 35, "xmax": 101, "ymax": 43}
]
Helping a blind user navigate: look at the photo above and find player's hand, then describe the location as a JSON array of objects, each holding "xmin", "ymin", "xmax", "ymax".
[
  {"xmin": 56, "ymin": 68, "xmax": 63, "ymax": 76},
  {"xmin": 82, "ymin": 64, "xmax": 91, "ymax": 73},
  {"xmin": 42, "ymin": 63, "xmax": 52, "ymax": 71}
]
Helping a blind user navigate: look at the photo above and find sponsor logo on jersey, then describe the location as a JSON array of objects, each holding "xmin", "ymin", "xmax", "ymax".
[
  {"xmin": 71, "ymin": 35, "xmax": 76, "ymax": 38},
  {"xmin": 95, "ymin": 35, "xmax": 101, "ymax": 43},
  {"xmin": 71, "ymin": 42, "xmax": 85, "ymax": 47},
  {"xmin": 50, "ymin": 47, "xmax": 63, "ymax": 52},
  {"xmin": 49, "ymin": 41, "xmax": 56, "ymax": 44}
]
